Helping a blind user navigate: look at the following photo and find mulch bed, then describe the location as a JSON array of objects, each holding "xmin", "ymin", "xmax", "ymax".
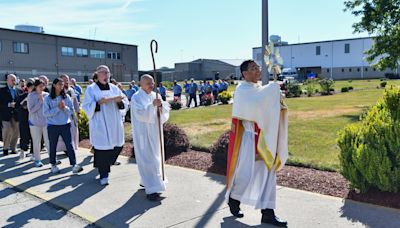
[{"xmin": 78, "ymin": 140, "xmax": 400, "ymax": 209}]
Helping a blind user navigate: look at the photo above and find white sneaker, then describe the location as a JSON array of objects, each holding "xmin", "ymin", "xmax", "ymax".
[
  {"xmin": 51, "ymin": 165, "xmax": 60, "ymax": 174},
  {"xmin": 72, "ymin": 164, "xmax": 83, "ymax": 174},
  {"xmin": 19, "ymin": 151, "xmax": 25, "ymax": 160},
  {"xmin": 100, "ymin": 178, "xmax": 109, "ymax": 186}
]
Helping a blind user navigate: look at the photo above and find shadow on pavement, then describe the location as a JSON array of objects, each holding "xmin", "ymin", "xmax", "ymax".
[
  {"xmin": 87, "ymin": 189, "xmax": 161, "ymax": 227},
  {"xmin": 340, "ymin": 199, "xmax": 400, "ymax": 228}
]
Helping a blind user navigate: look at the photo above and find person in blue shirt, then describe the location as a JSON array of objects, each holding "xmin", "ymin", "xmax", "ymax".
[
  {"xmin": 198, "ymin": 81, "xmax": 205, "ymax": 105},
  {"xmin": 125, "ymin": 80, "xmax": 139, "ymax": 101},
  {"xmin": 212, "ymin": 80, "xmax": 220, "ymax": 104},
  {"xmin": 183, "ymin": 80, "xmax": 190, "ymax": 107},
  {"xmin": 71, "ymin": 78, "xmax": 82, "ymax": 103},
  {"xmin": 172, "ymin": 81, "xmax": 182, "ymax": 100},
  {"xmin": 43, "ymin": 77, "xmax": 83, "ymax": 174},
  {"xmin": 158, "ymin": 82, "xmax": 167, "ymax": 101},
  {"xmin": 187, "ymin": 79, "xmax": 198, "ymax": 108},
  {"xmin": 131, "ymin": 80, "xmax": 139, "ymax": 92}
]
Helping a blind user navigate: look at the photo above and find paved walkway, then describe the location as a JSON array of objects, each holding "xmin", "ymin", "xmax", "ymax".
[{"xmin": 0, "ymin": 147, "xmax": 399, "ymax": 227}]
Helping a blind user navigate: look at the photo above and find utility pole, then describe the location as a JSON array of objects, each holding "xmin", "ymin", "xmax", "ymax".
[{"xmin": 261, "ymin": 0, "xmax": 269, "ymax": 85}]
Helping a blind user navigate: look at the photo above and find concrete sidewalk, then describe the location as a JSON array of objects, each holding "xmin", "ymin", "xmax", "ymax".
[{"xmin": 0, "ymin": 148, "xmax": 399, "ymax": 228}]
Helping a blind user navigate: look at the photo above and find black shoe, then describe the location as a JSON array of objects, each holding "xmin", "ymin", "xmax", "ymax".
[
  {"xmin": 228, "ymin": 197, "xmax": 244, "ymax": 218},
  {"xmin": 10, "ymin": 150, "xmax": 17, "ymax": 154},
  {"xmin": 56, "ymin": 160, "xmax": 62, "ymax": 165},
  {"xmin": 146, "ymin": 193, "xmax": 161, "ymax": 201},
  {"xmin": 261, "ymin": 209, "xmax": 287, "ymax": 227},
  {"xmin": 140, "ymin": 184, "xmax": 145, "ymax": 188},
  {"xmin": 113, "ymin": 161, "xmax": 121, "ymax": 166},
  {"xmin": 3, "ymin": 150, "xmax": 9, "ymax": 156}
]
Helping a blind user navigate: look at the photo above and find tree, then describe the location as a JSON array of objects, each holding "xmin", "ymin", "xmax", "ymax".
[{"xmin": 344, "ymin": 0, "xmax": 400, "ymax": 70}]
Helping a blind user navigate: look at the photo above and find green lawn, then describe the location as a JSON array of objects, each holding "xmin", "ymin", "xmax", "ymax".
[{"xmin": 168, "ymin": 84, "xmax": 398, "ymax": 171}]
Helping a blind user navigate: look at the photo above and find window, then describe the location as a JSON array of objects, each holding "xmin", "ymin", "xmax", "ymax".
[
  {"xmin": 0, "ymin": 41, "xmax": 2, "ymax": 52},
  {"xmin": 61, "ymin": 47, "xmax": 74, "ymax": 56},
  {"xmin": 316, "ymin": 46, "xmax": 321, "ymax": 55},
  {"xmin": 365, "ymin": 68, "xmax": 368, "ymax": 72},
  {"xmin": 76, "ymin": 48, "xmax": 88, "ymax": 57},
  {"xmin": 107, "ymin": 51, "xmax": 121, "ymax": 60},
  {"xmin": 349, "ymin": 68, "xmax": 352, "ymax": 72},
  {"xmin": 344, "ymin": 43, "xmax": 350, "ymax": 54},
  {"xmin": 13, "ymin": 42, "xmax": 29, "ymax": 53},
  {"xmin": 373, "ymin": 68, "xmax": 376, "ymax": 71},
  {"xmin": 90, "ymin": 50, "xmax": 105, "ymax": 59},
  {"xmin": 341, "ymin": 68, "xmax": 344, "ymax": 72},
  {"xmin": 357, "ymin": 68, "xmax": 360, "ymax": 72},
  {"xmin": 327, "ymin": 69, "xmax": 330, "ymax": 73}
]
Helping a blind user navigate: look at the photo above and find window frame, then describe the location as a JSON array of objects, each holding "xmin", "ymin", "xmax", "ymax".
[
  {"xmin": 344, "ymin": 43, "xmax": 350, "ymax": 54},
  {"xmin": 13, "ymin": 42, "xmax": 29, "ymax": 54},
  {"xmin": 90, "ymin": 49, "xmax": 106, "ymax": 59},
  {"xmin": 76, "ymin": 48, "xmax": 88, "ymax": 57},
  {"xmin": 316, "ymin": 46, "xmax": 321, "ymax": 56},
  {"xmin": 61, "ymin": 46, "xmax": 74, "ymax": 57}
]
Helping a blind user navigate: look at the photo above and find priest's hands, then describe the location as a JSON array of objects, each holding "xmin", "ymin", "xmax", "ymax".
[
  {"xmin": 153, "ymin": 99, "xmax": 162, "ymax": 107},
  {"xmin": 98, "ymin": 97, "xmax": 111, "ymax": 105},
  {"xmin": 98, "ymin": 96, "xmax": 124, "ymax": 105},
  {"xmin": 113, "ymin": 95, "xmax": 124, "ymax": 103}
]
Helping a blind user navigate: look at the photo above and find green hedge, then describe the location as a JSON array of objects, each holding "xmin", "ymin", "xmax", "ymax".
[
  {"xmin": 337, "ymin": 86, "xmax": 400, "ymax": 192},
  {"xmin": 78, "ymin": 110, "xmax": 89, "ymax": 141}
]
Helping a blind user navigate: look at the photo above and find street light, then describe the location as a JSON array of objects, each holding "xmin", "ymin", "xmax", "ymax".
[{"xmin": 261, "ymin": 0, "xmax": 269, "ymax": 85}]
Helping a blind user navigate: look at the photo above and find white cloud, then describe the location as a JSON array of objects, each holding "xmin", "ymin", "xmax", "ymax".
[{"xmin": 0, "ymin": 0, "xmax": 155, "ymax": 43}]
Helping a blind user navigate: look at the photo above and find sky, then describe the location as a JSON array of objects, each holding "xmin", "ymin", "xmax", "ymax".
[{"xmin": 0, "ymin": 0, "xmax": 369, "ymax": 70}]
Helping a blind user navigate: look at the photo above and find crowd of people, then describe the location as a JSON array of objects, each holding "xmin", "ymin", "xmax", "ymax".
[
  {"xmin": 0, "ymin": 73, "xmax": 83, "ymax": 174},
  {"xmin": 171, "ymin": 78, "xmax": 229, "ymax": 108}
]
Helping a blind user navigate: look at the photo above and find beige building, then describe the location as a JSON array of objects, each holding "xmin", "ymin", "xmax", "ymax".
[{"xmin": 0, "ymin": 27, "xmax": 138, "ymax": 82}]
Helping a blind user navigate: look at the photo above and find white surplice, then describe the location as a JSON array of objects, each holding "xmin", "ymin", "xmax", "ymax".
[
  {"xmin": 131, "ymin": 89, "xmax": 170, "ymax": 195},
  {"xmin": 82, "ymin": 83, "xmax": 128, "ymax": 150}
]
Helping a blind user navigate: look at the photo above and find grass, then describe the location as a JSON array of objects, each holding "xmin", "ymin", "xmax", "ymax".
[{"xmin": 167, "ymin": 83, "xmax": 400, "ymax": 171}]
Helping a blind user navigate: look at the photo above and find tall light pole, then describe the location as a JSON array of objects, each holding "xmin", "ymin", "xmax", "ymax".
[{"xmin": 261, "ymin": 0, "xmax": 269, "ymax": 85}]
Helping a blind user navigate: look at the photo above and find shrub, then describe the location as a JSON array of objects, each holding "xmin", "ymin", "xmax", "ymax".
[
  {"xmin": 348, "ymin": 80, "xmax": 353, "ymax": 83},
  {"xmin": 219, "ymin": 91, "xmax": 233, "ymax": 104},
  {"xmin": 286, "ymin": 82, "xmax": 302, "ymax": 98},
  {"xmin": 337, "ymin": 86, "xmax": 400, "ymax": 193},
  {"xmin": 78, "ymin": 110, "xmax": 89, "ymax": 140},
  {"xmin": 348, "ymin": 86, "xmax": 354, "ymax": 90},
  {"xmin": 162, "ymin": 81, "xmax": 174, "ymax": 90},
  {"xmin": 304, "ymin": 79, "xmax": 316, "ymax": 97},
  {"xmin": 341, "ymin": 87, "xmax": 349, "ymax": 93},
  {"xmin": 202, "ymin": 94, "xmax": 213, "ymax": 106},
  {"xmin": 210, "ymin": 130, "xmax": 230, "ymax": 170},
  {"xmin": 163, "ymin": 123, "xmax": 191, "ymax": 158},
  {"xmin": 169, "ymin": 100, "xmax": 183, "ymax": 110},
  {"xmin": 380, "ymin": 81, "xmax": 387, "ymax": 88},
  {"xmin": 319, "ymin": 79, "xmax": 335, "ymax": 95}
]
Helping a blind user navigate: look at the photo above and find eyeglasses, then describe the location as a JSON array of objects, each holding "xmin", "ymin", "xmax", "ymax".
[{"xmin": 248, "ymin": 65, "xmax": 261, "ymax": 71}]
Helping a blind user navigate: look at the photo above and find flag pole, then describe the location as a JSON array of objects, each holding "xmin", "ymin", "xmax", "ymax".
[{"xmin": 150, "ymin": 39, "xmax": 165, "ymax": 181}]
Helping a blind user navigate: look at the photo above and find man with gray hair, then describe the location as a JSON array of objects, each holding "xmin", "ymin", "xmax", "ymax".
[{"xmin": 0, "ymin": 74, "xmax": 23, "ymax": 155}]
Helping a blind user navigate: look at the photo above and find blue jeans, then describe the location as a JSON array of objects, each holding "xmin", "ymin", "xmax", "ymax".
[{"xmin": 48, "ymin": 123, "xmax": 76, "ymax": 166}]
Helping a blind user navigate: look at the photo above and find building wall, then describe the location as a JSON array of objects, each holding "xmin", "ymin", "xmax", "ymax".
[
  {"xmin": 253, "ymin": 37, "xmax": 399, "ymax": 80},
  {"xmin": 0, "ymin": 28, "xmax": 138, "ymax": 82},
  {"xmin": 171, "ymin": 60, "xmax": 236, "ymax": 81}
]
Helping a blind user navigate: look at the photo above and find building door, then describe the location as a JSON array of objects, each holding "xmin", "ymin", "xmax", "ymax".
[{"xmin": 112, "ymin": 63, "xmax": 124, "ymax": 82}]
